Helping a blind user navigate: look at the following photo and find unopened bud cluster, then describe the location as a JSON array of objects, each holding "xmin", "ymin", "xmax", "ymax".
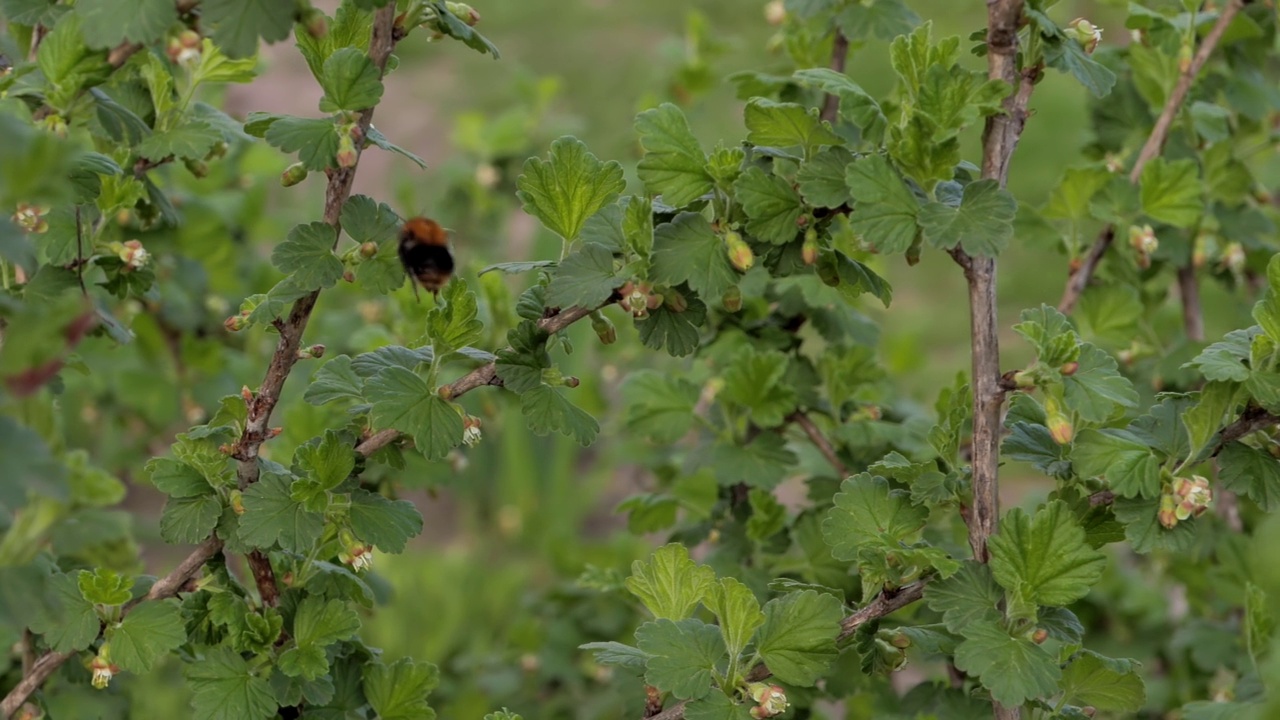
[
  {"xmin": 746, "ymin": 682, "xmax": 789, "ymax": 719},
  {"xmin": 1158, "ymin": 475, "xmax": 1212, "ymax": 529},
  {"xmin": 724, "ymin": 229, "xmax": 754, "ymax": 272},
  {"xmin": 110, "ymin": 240, "xmax": 150, "ymax": 271}
]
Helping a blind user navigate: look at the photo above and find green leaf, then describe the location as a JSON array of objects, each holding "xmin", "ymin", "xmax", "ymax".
[
  {"xmin": 1183, "ymin": 382, "xmax": 1239, "ymax": 460},
  {"xmin": 365, "ymin": 367, "xmax": 464, "ymax": 460},
  {"xmin": 708, "ymin": 433, "xmax": 796, "ymax": 489},
  {"xmin": 521, "ymin": 385, "xmax": 599, "ymax": 445},
  {"xmin": 160, "ymin": 494, "xmax": 223, "ymax": 544},
  {"xmin": 293, "ymin": 430, "xmax": 355, "ymax": 498},
  {"xmin": 824, "ymin": 251, "xmax": 893, "ymax": 307},
  {"xmin": 1078, "ymin": 284, "xmax": 1143, "ymax": 346},
  {"xmin": 578, "ymin": 641, "xmax": 651, "ymax": 675},
  {"xmin": 136, "ymin": 120, "xmax": 222, "ymax": 162},
  {"xmin": 1060, "ymin": 650, "xmax": 1145, "ymax": 713},
  {"xmin": 318, "ymin": 47, "xmax": 383, "ymax": 112},
  {"xmin": 635, "ymin": 297, "xmax": 707, "ymax": 358},
  {"xmin": 791, "ymin": 68, "xmax": 887, "ymax": 141},
  {"xmin": 263, "ymin": 116, "xmax": 339, "ymax": 171},
  {"xmin": 746, "ymin": 489, "xmax": 787, "ymax": 541},
  {"xmin": 27, "ymin": 572, "xmax": 99, "ymax": 653},
  {"xmin": 1254, "ymin": 256, "xmax": 1280, "ymax": 344},
  {"xmin": 953, "ymin": 621, "xmax": 1061, "ymax": 707},
  {"xmin": 546, "ymin": 243, "xmax": 620, "ymax": 309},
  {"xmin": 1063, "ymin": 343, "xmax": 1139, "ymax": 423},
  {"xmin": 988, "ymin": 500, "xmax": 1107, "ymax": 608},
  {"xmin": 78, "ymin": 568, "xmax": 133, "ymax": 606},
  {"xmin": 924, "ymin": 561, "xmax": 1003, "ymax": 633},
  {"xmin": 744, "ymin": 99, "xmax": 842, "ymax": 155},
  {"xmin": 427, "ymin": 278, "xmax": 484, "ymax": 354},
  {"xmin": 720, "ymin": 347, "xmax": 796, "ymax": 428},
  {"xmin": 239, "ymin": 472, "xmax": 324, "ymax": 552},
  {"xmin": 304, "ymin": 356, "xmax": 365, "ymax": 406},
  {"xmin": 918, "ymin": 179, "xmax": 1016, "ymax": 256},
  {"xmin": 1140, "ymin": 158, "xmax": 1202, "ymax": 228},
  {"xmin": 186, "ymin": 646, "xmax": 278, "ymax": 720},
  {"xmin": 755, "ymin": 590, "xmax": 843, "ymax": 686},
  {"xmin": 272, "ymin": 222, "xmax": 343, "ymax": 291},
  {"xmin": 635, "ymin": 103, "xmax": 713, "ymax": 206},
  {"xmin": 836, "ymin": 0, "xmax": 920, "ymax": 40},
  {"xmin": 112, "ymin": 600, "xmax": 185, "ymax": 674},
  {"xmin": 822, "ymin": 474, "xmax": 928, "ymax": 560},
  {"xmin": 1219, "ymin": 442, "xmax": 1280, "ymax": 511},
  {"xmin": 1044, "ymin": 166, "xmax": 1110, "ymax": 221},
  {"xmin": 76, "ymin": 0, "xmax": 176, "ymax": 49},
  {"xmin": 366, "ymin": 126, "xmax": 429, "ymax": 170},
  {"xmin": 1113, "ymin": 496, "xmax": 1198, "ymax": 554},
  {"xmin": 516, "ymin": 136, "xmax": 626, "ymax": 242},
  {"xmin": 635, "ymin": 618, "xmax": 725, "ymax": 700},
  {"xmin": 621, "ymin": 370, "xmax": 700, "ymax": 443},
  {"xmin": 797, "ymin": 146, "xmax": 855, "ymax": 208},
  {"xmin": 292, "ymin": 596, "xmax": 360, "ymax": 650},
  {"xmin": 733, "ymin": 165, "xmax": 804, "ymax": 245},
  {"xmin": 192, "ymin": 40, "xmax": 259, "ymax": 85},
  {"xmin": 427, "ymin": 0, "xmax": 500, "ymax": 58},
  {"xmin": 495, "ymin": 321, "xmax": 551, "ymax": 393},
  {"xmin": 651, "ymin": 212, "xmax": 739, "ymax": 300},
  {"xmin": 363, "ymin": 657, "xmax": 440, "ymax": 720},
  {"xmin": 845, "ymin": 154, "xmax": 919, "ymax": 253},
  {"xmin": 1071, "ymin": 429, "xmax": 1162, "ymax": 498},
  {"xmin": 683, "ymin": 693, "xmax": 753, "ymax": 720},
  {"xmin": 1186, "ymin": 329, "xmax": 1255, "ymax": 383},
  {"xmin": 625, "ymin": 543, "xmax": 716, "ymax": 621},
  {"xmin": 1042, "ymin": 33, "xmax": 1117, "ymax": 98},
  {"xmin": 704, "ymin": 577, "xmax": 764, "ymax": 660},
  {"xmin": 202, "ymin": 0, "xmax": 296, "ymax": 58},
  {"xmin": 348, "ymin": 489, "xmax": 424, "ymax": 553},
  {"xmin": 147, "ymin": 458, "xmax": 215, "ymax": 498}
]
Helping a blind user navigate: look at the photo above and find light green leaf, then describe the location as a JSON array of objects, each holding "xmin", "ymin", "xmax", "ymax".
[
  {"xmin": 1183, "ymin": 382, "xmax": 1240, "ymax": 460},
  {"xmin": 744, "ymin": 99, "xmax": 842, "ymax": 155},
  {"xmin": 1071, "ymin": 429, "xmax": 1162, "ymax": 498},
  {"xmin": 953, "ymin": 621, "xmax": 1061, "ymax": 707},
  {"xmin": 239, "ymin": 472, "xmax": 324, "ymax": 552},
  {"xmin": 635, "ymin": 103, "xmax": 713, "ymax": 206},
  {"xmin": 426, "ymin": 278, "xmax": 484, "ymax": 354},
  {"xmin": 1113, "ymin": 496, "xmax": 1198, "ymax": 554},
  {"xmin": 546, "ymin": 243, "xmax": 620, "ymax": 309},
  {"xmin": 1185, "ymin": 329, "xmax": 1254, "ymax": 383},
  {"xmin": 521, "ymin": 385, "xmax": 599, "ymax": 446},
  {"xmin": 77, "ymin": 568, "xmax": 132, "ymax": 606},
  {"xmin": 755, "ymin": 590, "xmax": 843, "ymax": 686},
  {"xmin": 348, "ymin": 489, "xmax": 424, "ymax": 553},
  {"xmin": 136, "ymin": 120, "xmax": 222, "ymax": 162},
  {"xmin": 427, "ymin": 0, "xmax": 500, "ymax": 58},
  {"xmin": 292, "ymin": 597, "xmax": 360, "ymax": 649},
  {"xmin": 187, "ymin": 646, "xmax": 277, "ymax": 720},
  {"xmin": 988, "ymin": 501, "xmax": 1107, "ymax": 607},
  {"xmin": 272, "ymin": 222, "xmax": 343, "ymax": 291},
  {"xmin": 918, "ymin": 179, "xmax": 1016, "ymax": 256},
  {"xmin": 112, "ymin": 600, "xmax": 185, "ymax": 673},
  {"xmin": 683, "ymin": 692, "xmax": 753, "ymax": 720},
  {"xmin": 704, "ymin": 577, "xmax": 763, "ymax": 660},
  {"xmin": 27, "ymin": 572, "xmax": 99, "ymax": 653},
  {"xmin": 293, "ymin": 430, "xmax": 355, "ymax": 496},
  {"xmin": 516, "ymin": 136, "xmax": 626, "ymax": 241},
  {"xmin": 746, "ymin": 488, "xmax": 787, "ymax": 542},
  {"xmin": 1060, "ymin": 650, "xmax": 1145, "ymax": 713},
  {"xmin": 495, "ymin": 321, "xmax": 551, "ymax": 393},
  {"xmin": 635, "ymin": 618, "xmax": 726, "ymax": 700},
  {"xmin": 318, "ymin": 47, "xmax": 383, "ymax": 112},
  {"xmin": 733, "ymin": 165, "xmax": 804, "ymax": 244},
  {"xmin": 845, "ymin": 154, "xmax": 919, "ymax": 253},
  {"xmin": 822, "ymin": 474, "xmax": 928, "ymax": 560},
  {"xmin": 708, "ymin": 434, "xmax": 796, "ymax": 489},
  {"xmin": 651, "ymin": 212, "xmax": 739, "ymax": 300},
  {"xmin": 625, "ymin": 543, "xmax": 716, "ymax": 620},
  {"xmin": 1042, "ymin": 33, "xmax": 1117, "ymax": 99},
  {"xmin": 363, "ymin": 657, "xmax": 440, "ymax": 720},
  {"xmin": 1140, "ymin": 157, "xmax": 1202, "ymax": 228},
  {"xmin": 366, "ymin": 367, "xmax": 464, "ymax": 460}
]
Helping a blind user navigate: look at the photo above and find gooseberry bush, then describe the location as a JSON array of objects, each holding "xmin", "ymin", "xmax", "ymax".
[{"xmin": 1, "ymin": 0, "xmax": 1279, "ymax": 719}]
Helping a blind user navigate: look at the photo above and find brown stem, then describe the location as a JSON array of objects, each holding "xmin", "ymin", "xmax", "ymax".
[
  {"xmin": 1, "ymin": 537, "xmax": 224, "ymax": 718},
  {"xmin": 640, "ymin": 582, "xmax": 928, "ymax": 720},
  {"xmin": 1212, "ymin": 405, "xmax": 1280, "ymax": 454},
  {"xmin": 787, "ymin": 411, "xmax": 848, "ymax": 477},
  {"xmin": 819, "ymin": 30, "xmax": 849, "ymax": 124},
  {"xmin": 1177, "ymin": 264, "xmax": 1205, "ymax": 342},
  {"xmin": 352, "ymin": 303, "xmax": 604, "ymax": 457},
  {"xmin": 1057, "ymin": 0, "xmax": 1244, "ymax": 314},
  {"xmin": 231, "ymin": 6, "xmax": 398, "ymax": 607}
]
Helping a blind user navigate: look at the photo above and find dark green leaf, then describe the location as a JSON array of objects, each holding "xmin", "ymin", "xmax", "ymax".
[
  {"xmin": 845, "ymin": 154, "xmax": 919, "ymax": 253},
  {"xmin": 733, "ymin": 165, "xmax": 804, "ymax": 245},
  {"xmin": 635, "ymin": 618, "xmax": 725, "ymax": 700},
  {"xmin": 755, "ymin": 590, "xmax": 843, "ymax": 686},
  {"xmin": 918, "ymin": 179, "xmax": 1016, "ymax": 256},
  {"xmin": 365, "ymin": 367, "xmax": 464, "ymax": 460},
  {"xmin": 651, "ymin": 212, "xmax": 739, "ymax": 300}
]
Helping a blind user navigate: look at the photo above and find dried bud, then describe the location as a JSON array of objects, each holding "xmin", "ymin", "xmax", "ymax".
[
  {"xmin": 241, "ymin": 385, "xmax": 254, "ymax": 403},
  {"xmin": 343, "ymin": 270, "xmax": 356, "ymax": 283},
  {"xmin": 1068, "ymin": 18, "xmax": 1102, "ymax": 54},
  {"xmin": 281, "ymin": 162, "xmax": 309, "ymax": 187},
  {"xmin": 801, "ymin": 227, "xmax": 820, "ymax": 266},
  {"xmin": 722, "ymin": 285, "xmax": 743, "ymax": 313},
  {"xmin": 725, "ymin": 230, "xmax": 754, "ymax": 272},
  {"xmin": 268, "ymin": 427, "xmax": 283, "ymax": 439}
]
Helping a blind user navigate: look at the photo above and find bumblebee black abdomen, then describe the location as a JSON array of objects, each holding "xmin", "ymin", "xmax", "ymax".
[{"xmin": 399, "ymin": 239, "xmax": 455, "ymax": 292}]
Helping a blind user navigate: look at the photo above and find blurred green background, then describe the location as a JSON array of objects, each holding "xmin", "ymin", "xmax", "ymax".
[{"xmin": 53, "ymin": 0, "xmax": 1270, "ymax": 717}]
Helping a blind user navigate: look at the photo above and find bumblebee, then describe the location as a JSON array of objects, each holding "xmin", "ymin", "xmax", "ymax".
[{"xmin": 398, "ymin": 217, "xmax": 454, "ymax": 299}]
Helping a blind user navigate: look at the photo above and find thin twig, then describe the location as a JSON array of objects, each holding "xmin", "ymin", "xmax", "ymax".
[
  {"xmin": 1057, "ymin": 0, "xmax": 1244, "ymax": 315},
  {"xmin": 641, "ymin": 582, "xmax": 928, "ymax": 720},
  {"xmin": 353, "ymin": 303, "xmax": 604, "ymax": 457},
  {"xmin": 230, "ymin": 6, "xmax": 399, "ymax": 607},
  {"xmin": 1, "ymin": 537, "xmax": 224, "ymax": 719},
  {"xmin": 1212, "ymin": 405, "xmax": 1280, "ymax": 454},
  {"xmin": 1177, "ymin": 264, "xmax": 1205, "ymax": 342},
  {"xmin": 787, "ymin": 411, "xmax": 848, "ymax": 477},
  {"xmin": 819, "ymin": 30, "xmax": 849, "ymax": 124}
]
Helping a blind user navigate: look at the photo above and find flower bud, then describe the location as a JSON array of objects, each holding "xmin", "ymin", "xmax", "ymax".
[
  {"xmin": 184, "ymin": 157, "xmax": 209, "ymax": 178},
  {"xmin": 229, "ymin": 489, "xmax": 245, "ymax": 515},
  {"xmin": 446, "ymin": 1, "xmax": 481, "ymax": 25},
  {"xmin": 564, "ymin": 376, "xmax": 580, "ymax": 388},
  {"xmin": 890, "ymin": 632, "xmax": 911, "ymax": 649},
  {"xmin": 1128, "ymin": 224, "xmax": 1157, "ymax": 269},
  {"xmin": 281, "ymin": 162, "xmax": 309, "ymax": 187},
  {"xmin": 359, "ymin": 241, "xmax": 378, "ymax": 258},
  {"xmin": 90, "ymin": 647, "xmax": 118, "ymax": 690},
  {"xmin": 1221, "ymin": 242, "xmax": 1245, "ymax": 276},
  {"xmin": 722, "ymin": 286, "xmax": 743, "ymax": 313},
  {"xmin": 725, "ymin": 230, "xmax": 754, "ymax": 272},
  {"xmin": 1044, "ymin": 395, "xmax": 1073, "ymax": 445},
  {"xmin": 590, "ymin": 312, "xmax": 617, "ymax": 344},
  {"xmin": 301, "ymin": 7, "xmax": 329, "ymax": 38},
  {"xmin": 342, "ymin": 270, "xmax": 356, "ymax": 283},
  {"xmin": 1158, "ymin": 492, "xmax": 1179, "ymax": 529},
  {"xmin": 297, "ymin": 344, "xmax": 326, "ymax": 360},
  {"xmin": 1059, "ymin": 361, "xmax": 1078, "ymax": 376},
  {"xmin": 224, "ymin": 314, "xmax": 248, "ymax": 332},
  {"xmin": 474, "ymin": 162, "xmax": 499, "ymax": 188},
  {"xmin": 1177, "ymin": 43, "xmax": 1193, "ymax": 73},
  {"xmin": 1030, "ymin": 628, "xmax": 1049, "ymax": 644},
  {"xmin": 764, "ymin": 0, "xmax": 786, "ymax": 25},
  {"xmin": 664, "ymin": 288, "xmax": 688, "ymax": 313},
  {"xmin": 1068, "ymin": 18, "xmax": 1102, "ymax": 54},
  {"xmin": 801, "ymin": 227, "xmax": 820, "ymax": 266},
  {"xmin": 339, "ymin": 543, "xmax": 374, "ymax": 571}
]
